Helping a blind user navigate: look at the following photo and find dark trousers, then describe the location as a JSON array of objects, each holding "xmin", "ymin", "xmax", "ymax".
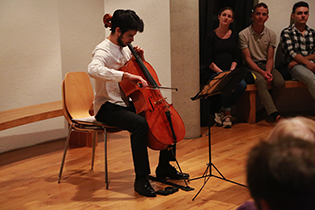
[
  {"xmin": 221, "ymin": 79, "xmax": 247, "ymax": 110},
  {"xmin": 95, "ymin": 102, "xmax": 175, "ymax": 176}
]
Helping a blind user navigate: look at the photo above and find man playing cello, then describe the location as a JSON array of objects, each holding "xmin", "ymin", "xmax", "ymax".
[{"xmin": 88, "ymin": 9, "xmax": 189, "ymax": 197}]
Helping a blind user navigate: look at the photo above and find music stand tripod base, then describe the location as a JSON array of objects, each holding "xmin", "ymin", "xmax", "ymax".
[
  {"xmin": 190, "ymin": 69, "xmax": 248, "ymax": 200},
  {"xmin": 188, "ymin": 127, "xmax": 247, "ymax": 201}
]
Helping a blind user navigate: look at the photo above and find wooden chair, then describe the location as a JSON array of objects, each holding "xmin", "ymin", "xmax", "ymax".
[{"xmin": 58, "ymin": 71, "xmax": 120, "ymax": 189}]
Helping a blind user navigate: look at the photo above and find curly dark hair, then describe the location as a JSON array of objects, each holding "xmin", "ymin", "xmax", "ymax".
[{"xmin": 110, "ymin": 9, "xmax": 144, "ymax": 34}]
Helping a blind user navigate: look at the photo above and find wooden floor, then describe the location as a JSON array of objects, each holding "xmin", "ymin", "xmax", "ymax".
[{"xmin": 0, "ymin": 121, "xmax": 277, "ymax": 210}]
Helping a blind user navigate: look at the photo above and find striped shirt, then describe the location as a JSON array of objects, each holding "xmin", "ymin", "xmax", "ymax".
[{"xmin": 280, "ymin": 24, "xmax": 315, "ymax": 65}]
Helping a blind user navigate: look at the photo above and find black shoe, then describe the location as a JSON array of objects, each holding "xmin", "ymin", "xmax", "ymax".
[
  {"xmin": 267, "ymin": 112, "xmax": 285, "ymax": 123},
  {"xmin": 134, "ymin": 177, "xmax": 156, "ymax": 197},
  {"xmin": 156, "ymin": 165, "xmax": 190, "ymax": 180}
]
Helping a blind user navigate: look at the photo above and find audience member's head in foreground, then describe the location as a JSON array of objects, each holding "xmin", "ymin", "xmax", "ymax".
[
  {"xmin": 247, "ymin": 137, "xmax": 315, "ymax": 210},
  {"xmin": 267, "ymin": 116, "xmax": 315, "ymax": 143}
]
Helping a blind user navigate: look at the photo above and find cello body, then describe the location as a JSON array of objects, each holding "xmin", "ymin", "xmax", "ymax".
[{"xmin": 119, "ymin": 45, "xmax": 185, "ymax": 150}]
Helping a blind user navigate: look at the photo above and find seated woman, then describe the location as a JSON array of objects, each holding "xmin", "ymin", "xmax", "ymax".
[{"xmin": 203, "ymin": 7, "xmax": 247, "ymax": 128}]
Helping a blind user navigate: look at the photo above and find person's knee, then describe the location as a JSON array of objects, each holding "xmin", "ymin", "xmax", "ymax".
[
  {"xmin": 291, "ymin": 65, "xmax": 315, "ymax": 83},
  {"xmin": 239, "ymin": 80, "xmax": 247, "ymax": 91},
  {"xmin": 272, "ymin": 71, "xmax": 285, "ymax": 89},
  {"xmin": 291, "ymin": 64, "xmax": 305, "ymax": 72},
  {"xmin": 255, "ymin": 76, "xmax": 267, "ymax": 86},
  {"xmin": 275, "ymin": 78, "xmax": 285, "ymax": 89},
  {"xmin": 132, "ymin": 116, "xmax": 149, "ymax": 133},
  {"xmin": 291, "ymin": 64, "xmax": 308, "ymax": 77}
]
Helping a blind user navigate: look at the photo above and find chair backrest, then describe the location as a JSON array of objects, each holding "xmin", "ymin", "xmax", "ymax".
[
  {"xmin": 61, "ymin": 80, "xmax": 72, "ymax": 125},
  {"xmin": 63, "ymin": 72, "xmax": 94, "ymax": 120}
]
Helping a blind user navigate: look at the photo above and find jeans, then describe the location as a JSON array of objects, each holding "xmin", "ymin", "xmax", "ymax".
[
  {"xmin": 221, "ymin": 79, "xmax": 247, "ymax": 110},
  {"xmin": 290, "ymin": 64, "xmax": 315, "ymax": 100}
]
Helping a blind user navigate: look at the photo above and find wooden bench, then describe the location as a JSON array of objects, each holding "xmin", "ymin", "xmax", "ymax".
[
  {"xmin": 0, "ymin": 100, "xmax": 95, "ymax": 147},
  {"xmin": 0, "ymin": 101, "xmax": 63, "ymax": 131},
  {"xmin": 244, "ymin": 80, "xmax": 307, "ymax": 123}
]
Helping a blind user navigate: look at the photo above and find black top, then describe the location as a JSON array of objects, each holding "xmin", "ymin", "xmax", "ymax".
[{"xmin": 204, "ymin": 30, "xmax": 239, "ymax": 71}]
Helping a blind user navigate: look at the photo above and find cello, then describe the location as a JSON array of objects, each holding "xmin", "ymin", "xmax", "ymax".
[
  {"xmin": 103, "ymin": 13, "xmax": 186, "ymax": 150},
  {"xmin": 119, "ymin": 44, "xmax": 186, "ymax": 150}
]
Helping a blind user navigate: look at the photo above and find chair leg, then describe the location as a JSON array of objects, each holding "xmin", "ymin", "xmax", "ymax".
[
  {"xmin": 58, "ymin": 124, "xmax": 74, "ymax": 183},
  {"xmin": 91, "ymin": 132, "xmax": 97, "ymax": 170},
  {"xmin": 104, "ymin": 128, "xmax": 109, "ymax": 189}
]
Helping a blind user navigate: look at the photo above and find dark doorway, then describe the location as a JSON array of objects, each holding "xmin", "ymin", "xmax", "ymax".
[{"xmin": 199, "ymin": 0, "xmax": 255, "ymax": 126}]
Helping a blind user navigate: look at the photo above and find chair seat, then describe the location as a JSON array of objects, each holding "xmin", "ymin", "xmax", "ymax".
[
  {"xmin": 73, "ymin": 116, "xmax": 103, "ymax": 125},
  {"xmin": 70, "ymin": 116, "xmax": 103, "ymax": 130},
  {"xmin": 73, "ymin": 116, "xmax": 119, "ymax": 130},
  {"xmin": 73, "ymin": 116, "xmax": 98, "ymax": 123}
]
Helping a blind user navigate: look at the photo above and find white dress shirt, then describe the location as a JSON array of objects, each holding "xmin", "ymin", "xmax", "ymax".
[{"xmin": 88, "ymin": 38, "xmax": 132, "ymax": 114}]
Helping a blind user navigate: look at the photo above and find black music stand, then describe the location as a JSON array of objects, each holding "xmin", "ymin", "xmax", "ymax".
[{"xmin": 190, "ymin": 69, "xmax": 247, "ymax": 201}]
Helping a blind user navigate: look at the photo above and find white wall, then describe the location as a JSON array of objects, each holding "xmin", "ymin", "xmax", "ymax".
[
  {"xmin": 0, "ymin": 0, "xmax": 104, "ymax": 153},
  {"xmin": 0, "ymin": 0, "xmax": 171, "ymax": 153}
]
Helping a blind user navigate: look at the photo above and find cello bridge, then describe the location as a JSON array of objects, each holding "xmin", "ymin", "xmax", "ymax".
[{"xmin": 154, "ymin": 97, "xmax": 167, "ymax": 105}]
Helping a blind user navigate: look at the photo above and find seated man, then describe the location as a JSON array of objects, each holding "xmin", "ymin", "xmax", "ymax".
[
  {"xmin": 246, "ymin": 137, "xmax": 315, "ymax": 210},
  {"xmin": 281, "ymin": 1, "xmax": 315, "ymax": 100},
  {"xmin": 88, "ymin": 9, "xmax": 188, "ymax": 197},
  {"xmin": 239, "ymin": 3, "xmax": 285, "ymax": 122}
]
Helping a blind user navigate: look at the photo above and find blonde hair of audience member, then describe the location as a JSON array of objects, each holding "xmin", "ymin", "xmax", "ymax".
[{"xmin": 267, "ymin": 117, "xmax": 315, "ymax": 143}]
